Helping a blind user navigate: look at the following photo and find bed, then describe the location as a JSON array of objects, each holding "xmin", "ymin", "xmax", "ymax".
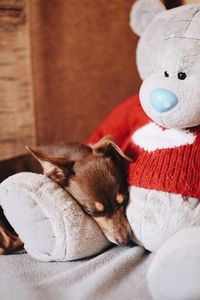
[{"xmin": 0, "ymin": 246, "xmax": 153, "ymax": 300}]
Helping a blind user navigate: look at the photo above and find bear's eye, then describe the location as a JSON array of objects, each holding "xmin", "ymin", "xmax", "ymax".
[
  {"xmin": 164, "ymin": 71, "xmax": 169, "ymax": 77},
  {"xmin": 178, "ymin": 72, "xmax": 187, "ymax": 80}
]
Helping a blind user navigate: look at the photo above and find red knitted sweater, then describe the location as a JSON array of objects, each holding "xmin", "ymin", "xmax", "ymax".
[{"xmin": 87, "ymin": 95, "xmax": 200, "ymax": 199}]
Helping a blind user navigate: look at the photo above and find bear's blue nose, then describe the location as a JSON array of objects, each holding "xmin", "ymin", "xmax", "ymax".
[{"xmin": 150, "ymin": 88, "xmax": 178, "ymax": 113}]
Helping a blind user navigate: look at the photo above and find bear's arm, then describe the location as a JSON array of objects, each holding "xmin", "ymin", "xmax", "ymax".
[{"xmin": 87, "ymin": 95, "xmax": 140, "ymax": 148}]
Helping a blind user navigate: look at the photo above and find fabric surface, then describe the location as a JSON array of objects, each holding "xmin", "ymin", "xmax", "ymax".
[
  {"xmin": 87, "ymin": 95, "xmax": 200, "ymax": 199},
  {"xmin": 0, "ymin": 245, "xmax": 153, "ymax": 300}
]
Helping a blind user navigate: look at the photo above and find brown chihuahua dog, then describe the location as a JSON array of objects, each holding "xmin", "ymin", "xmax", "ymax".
[{"xmin": 26, "ymin": 136, "xmax": 132, "ymax": 245}]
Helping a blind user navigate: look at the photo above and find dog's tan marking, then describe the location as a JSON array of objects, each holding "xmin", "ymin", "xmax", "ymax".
[
  {"xmin": 116, "ymin": 193, "xmax": 124, "ymax": 204},
  {"xmin": 95, "ymin": 202, "xmax": 104, "ymax": 212}
]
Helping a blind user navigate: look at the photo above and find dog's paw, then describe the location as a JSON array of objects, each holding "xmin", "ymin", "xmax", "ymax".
[{"xmin": 0, "ymin": 222, "xmax": 23, "ymax": 254}]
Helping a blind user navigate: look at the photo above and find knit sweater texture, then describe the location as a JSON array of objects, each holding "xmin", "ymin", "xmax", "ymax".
[{"xmin": 87, "ymin": 95, "xmax": 200, "ymax": 199}]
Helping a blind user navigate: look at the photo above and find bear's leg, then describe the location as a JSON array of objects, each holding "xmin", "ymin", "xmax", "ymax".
[{"xmin": 147, "ymin": 227, "xmax": 200, "ymax": 300}]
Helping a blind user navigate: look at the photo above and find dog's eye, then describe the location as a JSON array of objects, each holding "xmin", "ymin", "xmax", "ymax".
[
  {"xmin": 83, "ymin": 206, "xmax": 104, "ymax": 217},
  {"xmin": 116, "ymin": 194, "xmax": 124, "ymax": 204}
]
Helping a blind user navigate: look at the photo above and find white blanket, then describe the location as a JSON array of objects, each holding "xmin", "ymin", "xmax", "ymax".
[{"xmin": 0, "ymin": 245, "xmax": 153, "ymax": 300}]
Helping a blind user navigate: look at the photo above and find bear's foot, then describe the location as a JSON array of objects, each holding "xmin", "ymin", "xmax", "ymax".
[{"xmin": 147, "ymin": 227, "xmax": 200, "ymax": 300}]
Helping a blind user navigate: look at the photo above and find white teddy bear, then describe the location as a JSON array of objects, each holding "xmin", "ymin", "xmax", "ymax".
[
  {"xmin": 130, "ymin": 1, "xmax": 200, "ymax": 299},
  {"xmin": 88, "ymin": 1, "xmax": 200, "ymax": 299},
  {"xmin": 127, "ymin": 0, "xmax": 200, "ymax": 254}
]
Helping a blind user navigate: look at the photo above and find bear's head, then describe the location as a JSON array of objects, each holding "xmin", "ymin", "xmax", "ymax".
[{"xmin": 130, "ymin": 0, "xmax": 200, "ymax": 129}]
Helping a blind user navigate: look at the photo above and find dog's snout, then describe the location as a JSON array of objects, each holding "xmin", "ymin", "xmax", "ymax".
[
  {"xmin": 112, "ymin": 221, "xmax": 132, "ymax": 245},
  {"xmin": 106, "ymin": 225, "xmax": 131, "ymax": 245},
  {"xmin": 114, "ymin": 231, "xmax": 131, "ymax": 245},
  {"xmin": 94, "ymin": 207, "xmax": 132, "ymax": 245}
]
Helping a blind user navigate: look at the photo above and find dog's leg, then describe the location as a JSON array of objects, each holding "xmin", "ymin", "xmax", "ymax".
[{"xmin": 0, "ymin": 221, "xmax": 23, "ymax": 254}]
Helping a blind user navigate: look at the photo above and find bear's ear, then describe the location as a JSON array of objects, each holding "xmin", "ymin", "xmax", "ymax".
[{"xmin": 130, "ymin": 0, "xmax": 166, "ymax": 36}]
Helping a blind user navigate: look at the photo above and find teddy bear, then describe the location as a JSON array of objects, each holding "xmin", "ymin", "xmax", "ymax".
[
  {"xmin": 89, "ymin": 0, "xmax": 200, "ymax": 250},
  {"xmin": 0, "ymin": 1, "xmax": 200, "ymax": 299},
  {"xmin": 88, "ymin": 1, "xmax": 200, "ymax": 299}
]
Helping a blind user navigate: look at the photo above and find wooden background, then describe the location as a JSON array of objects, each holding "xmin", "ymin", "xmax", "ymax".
[
  {"xmin": 0, "ymin": 0, "xmax": 198, "ymax": 161},
  {"xmin": 0, "ymin": 0, "xmax": 35, "ymax": 160}
]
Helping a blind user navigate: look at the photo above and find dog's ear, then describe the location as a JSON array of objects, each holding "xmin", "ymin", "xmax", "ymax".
[
  {"xmin": 92, "ymin": 136, "xmax": 132, "ymax": 163},
  {"xmin": 25, "ymin": 146, "xmax": 74, "ymax": 186}
]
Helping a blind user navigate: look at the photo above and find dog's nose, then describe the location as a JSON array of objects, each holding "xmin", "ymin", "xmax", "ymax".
[
  {"xmin": 114, "ymin": 230, "xmax": 131, "ymax": 245},
  {"xmin": 115, "ymin": 234, "xmax": 131, "ymax": 245},
  {"xmin": 150, "ymin": 88, "xmax": 178, "ymax": 113}
]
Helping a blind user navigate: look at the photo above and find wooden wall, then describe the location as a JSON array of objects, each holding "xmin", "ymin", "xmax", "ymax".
[
  {"xmin": 29, "ymin": 0, "xmax": 141, "ymax": 146},
  {"xmin": 0, "ymin": 0, "xmax": 35, "ymax": 160},
  {"xmin": 1, "ymin": 0, "xmax": 199, "ymax": 162},
  {"xmin": 0, "ymin": 0, "xmax": 142, "ymax": 161}
]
